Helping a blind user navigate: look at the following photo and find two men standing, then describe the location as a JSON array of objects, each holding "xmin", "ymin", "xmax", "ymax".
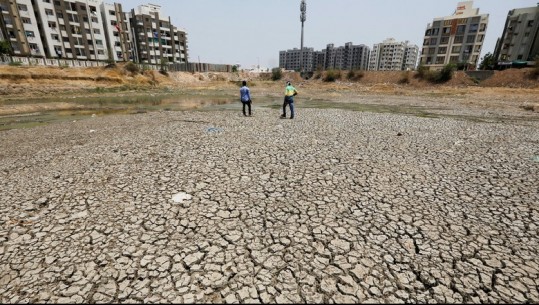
[{"xmin": 240, "ymin": 80, "xmax": 299, "ymax": 119}]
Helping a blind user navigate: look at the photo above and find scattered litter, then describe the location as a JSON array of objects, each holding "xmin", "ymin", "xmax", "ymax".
[
  {"xmin": 532, "ymin": 156, "xmax": 539, "ymax": 163},
  {"xmin": 91, "ymin": 114, "xmax": 97, "ymax": 117},
  {"xmin": 172, "ymin": 192, "xmax": 192, "ymax": 203},
  {"xmin": 206, "ymin": 127, "xmax": 223, "ymax": 133},
  {"xmin": 90, "ymin": 130, "xmax": 96, "ymax": 133}
]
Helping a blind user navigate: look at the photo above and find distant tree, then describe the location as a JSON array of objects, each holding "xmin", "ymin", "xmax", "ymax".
[
  {"xmin": 232, "ymin": 65, "xmax": 238, "ymax": 73},
  {"xmin": 479, "ymin": 52, "xmax": 496, "ymax": 70},
  {"xmin": 0, "ymin": 40, "xmax": 11, "ymax": 55}
]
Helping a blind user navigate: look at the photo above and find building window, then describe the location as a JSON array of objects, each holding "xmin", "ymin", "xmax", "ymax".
[
  {"xmin": 449, "ymin": 56, "xmax": 459, "ymax": 63},
  {"xmin": 430, "ymin": 38, "xmax": 437, "ymax": 45},
  {"xmin": 438, "ymin": 47, "xmax": 447, "ymax": 54},
  {"xmin": 425, "ymin": 29, "xmax": 432, "ymax": 36},
  {"xmin": 454, "ymin": 36, "xmax": 464, "ymax": 43},
  {"xmin": 432, "ymin": 28, "xmax": 440, "ymax": 35},
  {"xmin": 477, "ymin": 35, "xmax": 484, "ymax": 42},
  {"xmin": 452, "ymin": 46, "xmax": 461, "ymax": 53},
  {"xmin": 479, "ymin": 24, "xmax": 486, "ymax": 32},
  {"xmin": 428, "ymin": 48, "xmax": 436, "ymax": 55},
  {"xmin": 466, "ymin": 35, "xmax": 476, "ymax": 43},
  {"xmin": 45, "ymin": 9, "xmax": 54, "ymax": 16},
  {"xmin": 25, "ymin": 31, "xmax": 35, "ymax": 38},
  {"xmin": 18, "ymin": 4, "xmax": 28, "ymax": 11},
  {"xmin": 440, "ymin": 37, "xmax": 449, "ymax": 44},
  {"xmin": 22, "ymin": 18, "xmax": 31, "ymax": 24},
  {"xmin": 436, "ymin": 56, "xmax": 445, "ymax": 64},
  {"xmin": 528, "ymin": 20, "xmax": 534, "ymax": 27},
  {"xmin": 457, "ymin": 25, "xmax": 466, "ymax": 34},
  {"xmin": 469, "ymin": 24, "xmax": 478, "ymax": 33}
]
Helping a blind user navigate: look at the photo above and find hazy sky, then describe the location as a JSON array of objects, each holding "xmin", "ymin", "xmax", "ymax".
[{"xmin": 116, "ymin": 0, "xmax": 539, "ymax": 68}]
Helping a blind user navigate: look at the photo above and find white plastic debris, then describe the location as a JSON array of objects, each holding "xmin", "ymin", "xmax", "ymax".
[
  {"xmin": 90, "ymin": 130, "xmax": 96, "ymax": 133},
  {"xmin": 172, "ymin": 192, "xmax": 192, "ymax": 203}
]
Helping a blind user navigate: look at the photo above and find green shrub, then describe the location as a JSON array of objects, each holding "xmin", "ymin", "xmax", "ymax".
[
  {"xmin": 8, "ymin": 61, "xmax": 22, "ymax": 66},
  {"xmin": 415, "ymin": 64, "xmax": 455, "ymax": 83},
  {"xmin": 438, "ymin": 63, "xmax": 456, "ymax": 83},
  {"xmin": 324, "ymin": 69, "xmax": 341, "ymax": 82},
  {"xmin": 125, "ymin": 62, "xmax": 140, "ymax": 74},
  {"xmin": 271, "ymin": 68, "xmax": 282, "ymax": 81}
]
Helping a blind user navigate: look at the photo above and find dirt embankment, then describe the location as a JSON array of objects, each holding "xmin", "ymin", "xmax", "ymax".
[{"xmin": 0, "ymin": 63, "xmax": 538, "ymax": 103}]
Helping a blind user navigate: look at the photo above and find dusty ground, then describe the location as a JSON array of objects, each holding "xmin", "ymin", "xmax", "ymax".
[{"xmin": 0, "ymin": 63, "xmax": 538, "ymax": 115}]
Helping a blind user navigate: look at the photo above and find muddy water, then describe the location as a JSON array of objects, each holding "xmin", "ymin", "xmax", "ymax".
[{"xmin": 0, "ymin": 94, "xmax": 534, "ymax": 131}]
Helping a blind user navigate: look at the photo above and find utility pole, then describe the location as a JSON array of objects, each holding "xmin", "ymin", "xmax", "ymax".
[{"xmin": 300, "ymin": 0, "xmax": 307, "ymax": 75}]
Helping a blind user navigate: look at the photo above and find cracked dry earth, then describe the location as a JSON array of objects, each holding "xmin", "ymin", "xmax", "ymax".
[{"xmin": 0, "ymin": 106, "xmax": 538, "ymax": 304}]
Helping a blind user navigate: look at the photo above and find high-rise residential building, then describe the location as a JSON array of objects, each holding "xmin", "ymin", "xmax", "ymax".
[
  {"xmin": 279, "ymin": 42, "xmax": 369, "ymax": 72},
  {"xmin": 420, "ymin": 1, "xmax": 488, "ymax": 70},
  {"xmin": 494, "ymin": 5, "xmax": 539, "ymax": 64},
  {"xmin": 0, "ymin": 0, "xmax": 45, "ymax": 57},
  {"xmin": 101, "ymin": 2, "xmax": 133, "ymax": 62},
  {"xmin": 313, "ymin": 50, "xmax": 325, "ymax": 71},
  {"xmin": 324, "ymin": 43, "xmax": 370, "ymax": 71},
  {"xmin": 129, "ymin": 4, "xmax": 188, "ymax": 65},
  {"xmin": 369, "ymin": 38, "xmax": 419, "ymax": 71},
  {"xmin": 344, "ymin": 42, "xmax": 370, "ymax": 71},
  {"xmin": 0, "ymin": 1, "xmax": 188, "ymax": 63},
  {"xmin": 279, "ymin": 47, "xmax": 314, "ymax": 71},
  {"xmin": 30, "ymin": 0, "xmax": 108, "ymax": 60}
]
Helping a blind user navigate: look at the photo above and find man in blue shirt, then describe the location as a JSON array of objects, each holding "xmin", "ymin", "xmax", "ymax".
[{"xmin": 240, "ymin": 80, "xmax": 252, "ymax": 116}]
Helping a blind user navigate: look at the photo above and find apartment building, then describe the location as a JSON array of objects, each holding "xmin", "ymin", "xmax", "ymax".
[
  {"xmin": 279, "ymin": 47, "xmax": 314, "ymax": 72},
  {"xmin": 0, "ymin": 0, "xmax": 45, "ymax": 57},
  {"xmin": 369, "ymin": 38, "xmax": 419, "ymax": 71},
  {"xmin": 129, "ymin": 4, "xmax": 187, "ymax": 65},
  {"xmin": 101, "ymin": 2, "xmax": 132, "ymax": 62},
  {"xmin": 280, "ymin": 42, "xmax": 369, "ymax": 72},
  {"xmin": 494, "ymin": 5, "xmax": 539, "ymax": 64},
  {"xmin": 420, "ymin": 1, "xmax": 488, "ymax": 70},
  {"xmin": 0, "ymin": 1, "xmax": 188, "ymax": 64},
  {"xmin": 312, "ymin": 50, "xmax": 325, "ymax": 71},
  {"xmin": 323, "ymin": 43, "xmax": 370, "ymax": 71}
]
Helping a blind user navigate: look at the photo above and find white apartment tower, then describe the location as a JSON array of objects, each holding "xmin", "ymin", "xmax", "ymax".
[
  {"xmin": 0, "ymin": 0, "xmax": 45, "ymax": 57},
  {"xmin": 33, "ymin": 0, "xmax": 108, "ymax": 60},
  {"xmin": 101, "ymin": 2, "xmax": 133, "ymax": 62},
  {"xmin": 420, "ymin": 1, "xmax": 489, "ymax": 70},
  {"xmin": 0, "ymin": 1, "xmax": 188, "ymax": 63},
  {"xmin": 369, "ymin": 38, "xmax": 419, "ymax": 71}
]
